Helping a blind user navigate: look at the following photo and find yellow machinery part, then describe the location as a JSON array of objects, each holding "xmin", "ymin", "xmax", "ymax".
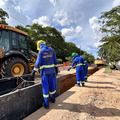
[
  {"xmin": 11, "ymin": 63, "xmax": 24, "ymax": 77},
  {"xmin": 94, "ymin": 60, "xmax": 105, "ymax": 65}
]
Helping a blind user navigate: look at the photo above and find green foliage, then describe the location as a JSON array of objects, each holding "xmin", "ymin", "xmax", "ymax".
[
  {"xmin": 65, "ymin": 42, "xmax": 84, "ymax": 57},
  {"xmin": 104, "ymin": 66, "xmax": 112, "ymax": 73},
  {"xmin": 15, "ymin": 24, "xmax": 94, "ymax": 63},
  {"xmin": 100, "ymin": 6, "xmax": 120, "ymax": 35},
  {"xmin": 82, "ymin": 51, "xmax": 95, "ymax": 64},
  {"xmin": 0, "ymin": 8, "xmax": 9, "ymax": 25},
  {"xmin": 44, "ymin": 26, "xmax": 66, "ymax": 60},
  {"xmin": 99, "ymin": 5, "xmax": 120, "ymax": 63},
  {"xmin": 98, "ymin": 36, "xmax": 120, "ymax": 63}
]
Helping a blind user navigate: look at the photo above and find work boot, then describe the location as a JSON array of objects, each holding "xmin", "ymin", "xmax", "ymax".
[
  {"xmin": 85, "ymin": 78, "xmax": 87, "ymax": 82},
  {"xmin": 75, "ymin": 83, "xmax": 80, "ymax": 87},
  {"xmin": 50, "ymin": 98, "xmax": 56, "ymax": 103},
  {"xmin": 81, "ymin": 83, "xmax": 85, "ymax": 87},
  {"xmin": 44, "ymin": 105, "xmax": 49, "ymax": 109},
  {"xmin": 43, "ymin": 103, "xmax": 49, "ymax": 109},
  {"xmin": 43, "ymin": 99, "xmax": 49, "ymax": 109},
  {"xmin": 51, "ymin": 99, "xmax": 55, "ymax": 103}
]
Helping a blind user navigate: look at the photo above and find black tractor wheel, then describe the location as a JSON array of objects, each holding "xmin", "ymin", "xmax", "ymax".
[{"xmin": 1, "ymin": 57, "xmax": 29, "ymax": 77}]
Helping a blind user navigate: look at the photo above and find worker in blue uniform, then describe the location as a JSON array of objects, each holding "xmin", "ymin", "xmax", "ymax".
[
  {"xmin": 68, "ymin": 52, "xmax": 85, "ymax": 86},
  {"xmin": 32, "ymin": 40, "xmax": 58, "ymax": 109}
]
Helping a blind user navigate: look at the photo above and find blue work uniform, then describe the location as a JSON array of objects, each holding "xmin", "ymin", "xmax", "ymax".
[
  {"xmin": 72, "ymin": 55, "xmax": 85, "ymax": 85},
  {"xmin": 84, "ymin": 60, "xmax": 88, "ymax": 80},
  {"xmin": 34, "ymin": 44, "xmax": 57, "ymax": 107}
]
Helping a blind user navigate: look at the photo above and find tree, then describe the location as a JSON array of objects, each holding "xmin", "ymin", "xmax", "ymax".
[
  {"xmin": 82, "ymin": 51, "xmax": 95, "ymax": 64},
  {"xmin": 0, "ymin": 8, "xmax": 9, "ymax": 25},
  {"xmin": 65, "ymin": 42, "xmax": 83, "ymax": 56},
  {"xmin": 16, "ymin": 24, "xmax": 67, "ymax": 61},
  {"xmin": 16, "ymin": 24, "xmax": 94, "ymax": 62},
  {"xmin": 99, "ymin": 5, "xmax": 120, "ymax": 63},
  {"xmin": 99, "ymin": 36, "xmax": 120, "ymax": 62},
  {"xmin": 44, "ymin": 26, "xmax": 67, "ymax": 60},
  {"xmin": 100, "ymin": 6, "xmax": 120, "ymax": 35}
]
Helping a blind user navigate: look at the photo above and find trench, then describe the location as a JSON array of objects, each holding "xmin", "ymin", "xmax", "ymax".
[{"xmin": 0, "ymin": 65, "xmax": 99, "ymax": 120}]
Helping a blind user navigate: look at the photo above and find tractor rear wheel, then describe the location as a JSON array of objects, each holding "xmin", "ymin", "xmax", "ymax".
[{"xmin": 1, "ymin": 57, "xmax": 29, "ymax": 77}]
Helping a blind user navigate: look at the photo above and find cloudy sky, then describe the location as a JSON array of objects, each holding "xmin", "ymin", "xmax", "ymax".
[{"xmin": 0, "ymin": 0, "xmax": 120, "ymax": 57}]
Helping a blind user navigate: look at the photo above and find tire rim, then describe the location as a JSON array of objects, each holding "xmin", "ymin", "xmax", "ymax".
[{"xmin": 11, "ymin": 63, "xmax": 24, "ymax": 77}]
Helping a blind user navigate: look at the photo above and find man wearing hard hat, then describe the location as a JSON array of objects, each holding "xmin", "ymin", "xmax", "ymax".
[
  {"xmin": 32, "ymin": 40, "xmax": 58, "ymax": 109},
  {"xmin": 68, "ymin": 52, "xmax": 85, "ymax": 86}
]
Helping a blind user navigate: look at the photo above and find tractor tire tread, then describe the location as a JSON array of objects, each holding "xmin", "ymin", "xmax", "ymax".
[{"xmin": 1, "ymin": 57, "xmax": 29, "ymax": 77}]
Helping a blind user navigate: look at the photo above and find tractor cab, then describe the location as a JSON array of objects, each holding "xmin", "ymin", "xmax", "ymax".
[
  {"xmin": 0, "ymin": 24, "xmax": 30, "ymax": 58},
  {"xmin": 0, "ymin": 24, "xmax": 36, "ymax": 78}
]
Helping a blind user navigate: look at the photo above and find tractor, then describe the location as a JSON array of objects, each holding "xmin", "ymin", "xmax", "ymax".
[
  {"xmin": 94, "ymin": 59, "xmax": 105, "ymax": 67},
  {"xmin": 0, "ymin": 24, "xmax": 37, "ymax": 78}
]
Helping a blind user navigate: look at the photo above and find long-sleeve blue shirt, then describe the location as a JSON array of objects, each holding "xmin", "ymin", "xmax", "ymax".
[
  {"xmin": 71, "ymin": 55, "xmax": 84, "ymax": 71},
  {"xmin": 34, "ymin": 44, "xmax": 57, "ymax": 76}
]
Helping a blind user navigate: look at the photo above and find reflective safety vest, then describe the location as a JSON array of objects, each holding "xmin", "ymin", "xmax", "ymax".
[
  {"xmin": 40, "ymin": 64, "xmax": 56, "ymax": 70},
  {"xmin": 76, "ymin": 63, "xmax": 84, "ymax": 67}
]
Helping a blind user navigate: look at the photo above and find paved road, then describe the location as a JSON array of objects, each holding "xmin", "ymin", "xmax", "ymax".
[{"xmin": 25, "ymin": 68, "xmax": 120, "ymax": 120}]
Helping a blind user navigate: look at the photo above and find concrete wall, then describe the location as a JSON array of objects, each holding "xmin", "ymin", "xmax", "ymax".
[
  {"xmin": 0, "ymin": 75, "xmax": 33, "ymax": 95},
  {"xmin": 0, "ymin": 84, "xmax": 43, "ymax": 120},
  {"xmin": 0, "ymin": 73, "xmax": 76, "ymax": 120},
  {"xmin": 57, "ymin": 74, "xmax": 76, "ymax": 94}
]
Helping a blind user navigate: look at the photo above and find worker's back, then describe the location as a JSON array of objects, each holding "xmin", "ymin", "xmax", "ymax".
[
  {"xmin": 72, "ymin": 55, "xmax": 84, "ymax": 71},
  {"xmin": 73, "ymin": 55, "xmax": 84, "ymax": 65},
  {"xmin": 40, "ymin": 44, "xmax": 57, "ymax": 75}
]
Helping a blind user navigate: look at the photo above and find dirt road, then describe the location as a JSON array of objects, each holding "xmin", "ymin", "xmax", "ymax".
[{"xmin": 25, "ymin": 68, "xmax": 120, "ymax": 120}]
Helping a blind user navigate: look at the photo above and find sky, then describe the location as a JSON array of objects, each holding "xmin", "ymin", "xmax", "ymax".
[{"xmin": 0, "ymin": 0, "xmax": 120, "ymax": 58}]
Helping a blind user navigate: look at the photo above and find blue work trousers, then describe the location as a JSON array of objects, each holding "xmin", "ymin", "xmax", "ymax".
[
  {"xmin": 41, "ymin": 73, "xmax": 56, "ymax": 106},
  {"xmin": 84, "ymin": 65, "xmax": 88, "ymax": 79},
  {"xmin": 76, "ymin": 66, "xmax": 84, "ymax": 84}
]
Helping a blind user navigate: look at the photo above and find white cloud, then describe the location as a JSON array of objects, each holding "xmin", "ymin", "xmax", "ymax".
[
  {"xmin": 61, "ymin": 28, "xmax": 73, "ymax": 36},
  {"xmin": 0, "ymin": 0, "xmax": 29, "ymax": 25},
  {"xmin": 14, "ymin": 6, "xmax": 21, "ymax": 13},
  {"xmin": 113, "ymin": 0, "xmax": 120, "ymax": 7},
  {"xmin": 89, "ymin": 16, "xmax": 103, "ymax": 42},
  {"xmin": 0, "ymin": 0, "xmax": 8, "ymax": 7},
  {"xmin": 32, "ymin": 16, "xmax": 51, "ymax": 27},
  {"xmin": 26, "ymin": 15, "xmax": 31, "ymax": 21},
  {"xmin": 93, "ymin": 41, "xmax": 102, "ymax": 48},
  {"xmin": 89, "ymin": 16, "xmax": 100, "ymax": 33},
  {"xmin": 61, "ymin": 26, "xmax": 82, "ymax": 45},
  {"xmin": 53, "ymin": 11, "xmax": 72, "ymax": 26},
  {"xmin": 49, "ymin": 0, "xmax": 57, "ymax": 6},
  {"xmin": 61, "ymin": 26, "xmax": 82, "ymax": 37},
  {"xmin": 89, "ymin": 16, "xmax": 104, "ymax": 49},
  {"xmin": 0, "ymin": 0, "xmax": 5, "ymax": 7},
  {"xmin": 76, "ymin": 26, "xmax": 82, "ymax": 33}
]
